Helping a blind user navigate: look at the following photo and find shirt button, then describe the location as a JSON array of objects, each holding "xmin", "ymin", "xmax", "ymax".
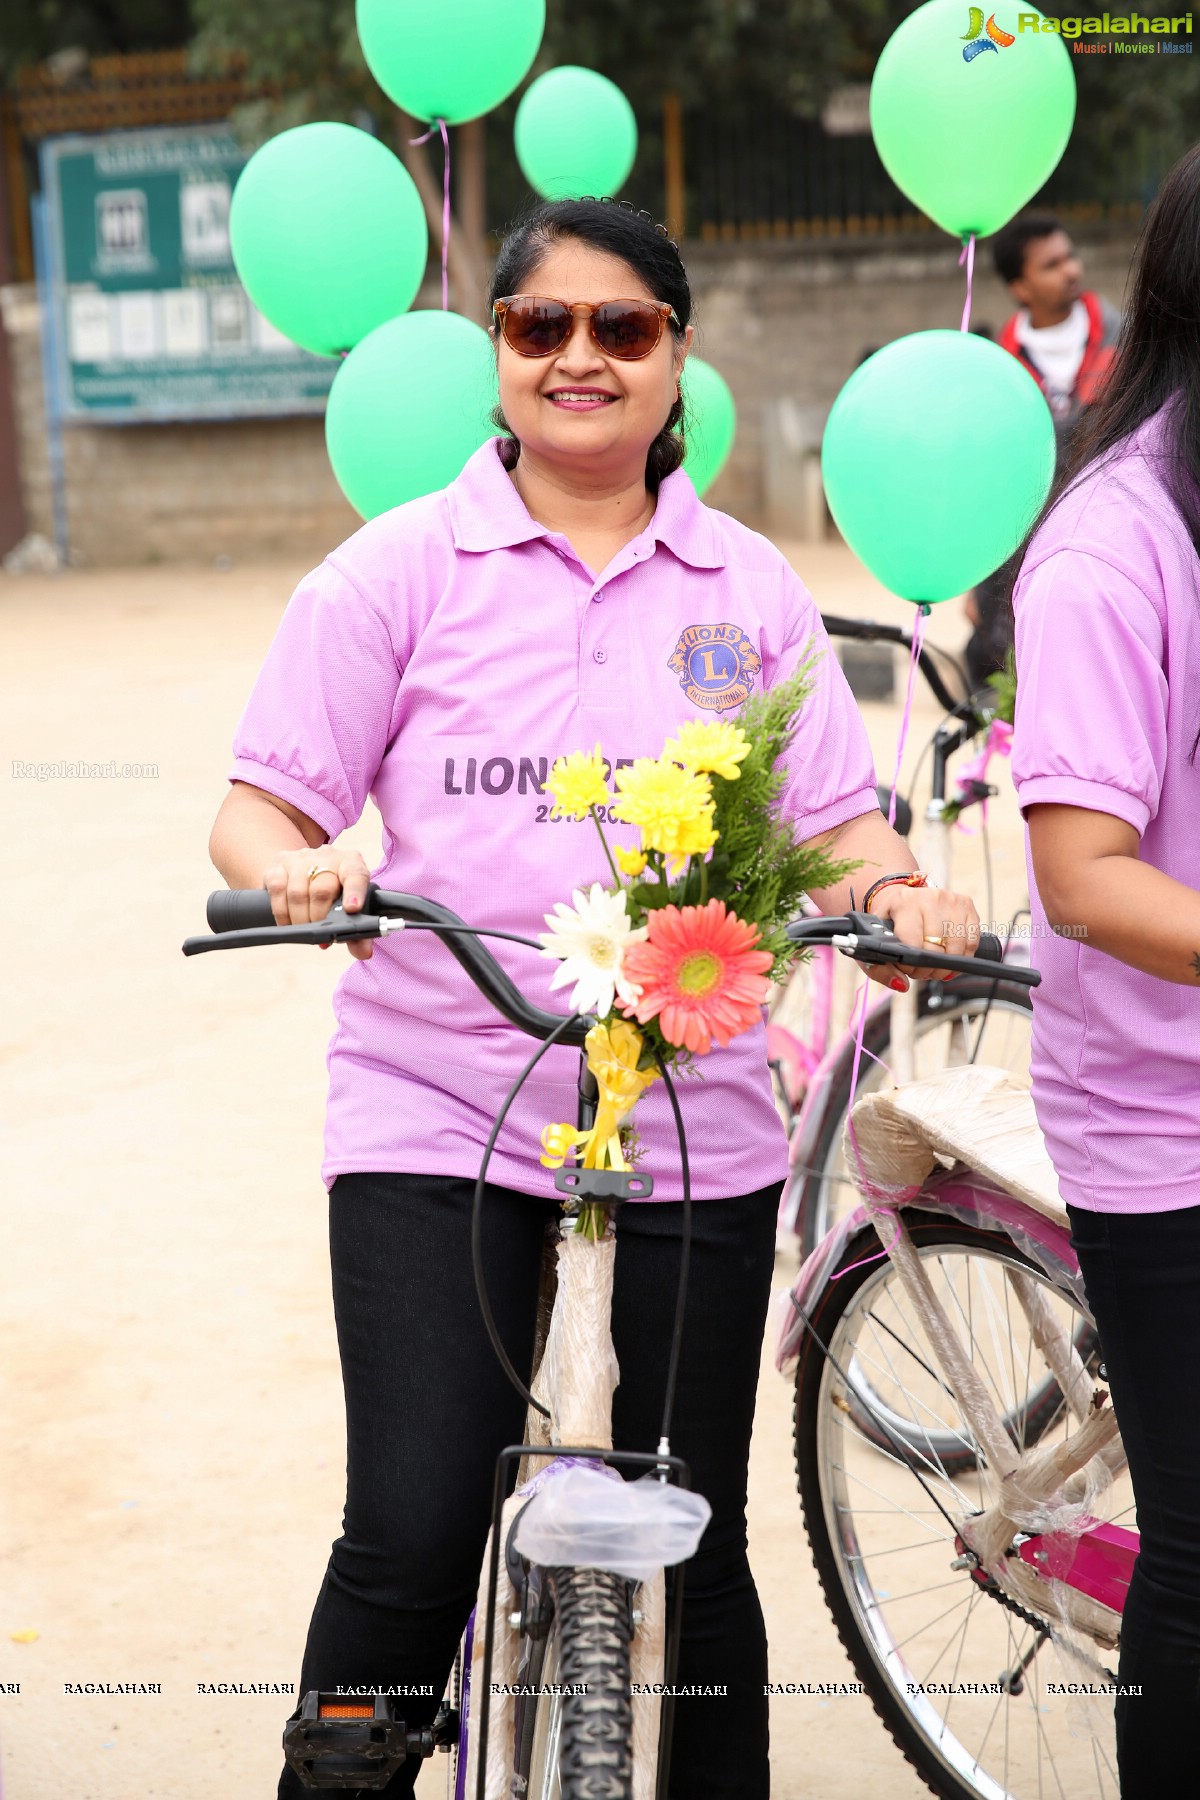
[{"xmin": 593, "ymin": 648, "xmax": 607, "ymax": 665}]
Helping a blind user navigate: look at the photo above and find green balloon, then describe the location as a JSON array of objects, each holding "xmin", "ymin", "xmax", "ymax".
[
  {"xmin": 821, "ymin": 330, "xmax": 1056, "ymax": 605},
  {"xmin": 681, "ymin": 358, "xmax": 736, "ymax": 498},
  {"xmin": 356, "ymin": 0, "xmax": 546, "ymax": 126},
  {"xmin": 514, "ymin": 67, "xmax": 638, "ymax": 200},
  {"xmin": 325, "ymin": 311, "xmax": 497, "ymax": 518},
  {"xmin": 870, "ymin": 0, "xmax": 1076, "ymax": 238},
  {"xmin": 229, "ymin": 124, "xmax": 428, "ymax": 358}
]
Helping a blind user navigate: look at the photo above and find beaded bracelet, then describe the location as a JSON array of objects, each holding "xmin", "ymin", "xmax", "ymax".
[{"xmin": 861, "ymin": 871, "xmax": 928, "ymax": 916}]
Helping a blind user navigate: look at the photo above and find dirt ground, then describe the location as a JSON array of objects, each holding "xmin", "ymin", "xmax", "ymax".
[{"xmin": 0, "ymin": 539, "xmax": 1030, "ymax": 1799}]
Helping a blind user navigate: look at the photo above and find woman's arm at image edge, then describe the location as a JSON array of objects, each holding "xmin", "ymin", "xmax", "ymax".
[
  {"xmin": 1028, "ymin": 802, "xmax": 1200, "ymax": 986},
  {"xmin": 209, "ymin": 781, "xmax": 328, "ymax": 891}
]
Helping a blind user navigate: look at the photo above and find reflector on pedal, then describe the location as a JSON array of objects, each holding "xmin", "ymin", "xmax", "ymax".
[{"xmin": 318, "ymin": 1703, "xmax": 374, "ymax": 1718}]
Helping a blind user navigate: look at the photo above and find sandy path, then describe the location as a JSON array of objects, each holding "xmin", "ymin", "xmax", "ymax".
[{"xmin": 0, "ymin": 547, "xmax": 1028, "ymax": 1798}]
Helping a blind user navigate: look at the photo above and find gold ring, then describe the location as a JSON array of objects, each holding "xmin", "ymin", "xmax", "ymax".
[
  {"xmin": 307, "ymin": 864, "xmax": 334, "ymax": 882},
  {"xmin": 923, "ymin": 933, "xmax": 946, "ymax": 947}
]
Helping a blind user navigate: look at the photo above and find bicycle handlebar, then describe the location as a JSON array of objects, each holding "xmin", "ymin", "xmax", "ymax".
[
  {"xmin": 184, "ymin": 885, "xmax": 596, "ymax": 1047},
  {"xmin": 819, "ymin": 613, "xmax": 969, "ymax": 719},
  {"xmin": 786, "ymin": 912, "xmax": 1039, "ymax": 987},
  {"xmin": 185, "ymin": 888, "xmax": 1037, "ymax": 1052}
]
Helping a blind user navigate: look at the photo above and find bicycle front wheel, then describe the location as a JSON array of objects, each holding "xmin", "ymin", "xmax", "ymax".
[
  {"xmin": 517, "ymin": 1565, "xmax": 634, "ymax": 1800},
  {"xmin": 794, "ymin": 1209, "xmax": 1131, "ymax": 1800}
]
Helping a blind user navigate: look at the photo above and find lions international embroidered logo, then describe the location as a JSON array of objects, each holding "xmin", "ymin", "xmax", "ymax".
[{"xmin": 667, "ymin": 622, "xmax": 762, "ymax": 713}]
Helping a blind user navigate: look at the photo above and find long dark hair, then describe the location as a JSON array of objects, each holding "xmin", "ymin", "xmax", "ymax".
[
  {"xmin": 1012, "ymin": 144, "xmax": 1200, "ymax": 586},
  {"xmin": 486, "ymin": 197, "xmax": 692, "ymax": 490}
]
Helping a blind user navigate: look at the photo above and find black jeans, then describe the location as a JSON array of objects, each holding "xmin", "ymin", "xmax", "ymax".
[
  {"xmin": 1067, "ymin": 1201, "xmax": 1200, "ymax": 1800},
  {"xmin": 277, "ymin": 1170, "xmax": 781, "ymax": 1800}
]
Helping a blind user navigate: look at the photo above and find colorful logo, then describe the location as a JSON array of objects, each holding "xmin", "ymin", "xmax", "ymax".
[
  {"xmin": 962, "ymin": 7, "xmax": 1016, "ymax": 58},
  {"xmin": 667, "ymin": 623, "xmax": 762, "ymax": 714}
]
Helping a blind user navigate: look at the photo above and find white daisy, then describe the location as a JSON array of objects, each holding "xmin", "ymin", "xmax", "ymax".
[{"xmin": 539, "ymin": 884, "xmax": 648, "ymax": 1018}]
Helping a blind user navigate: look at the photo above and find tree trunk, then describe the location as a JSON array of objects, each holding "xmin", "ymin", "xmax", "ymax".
[
  {"xmin": 456, "ymin": 116, "xmax": 488, "ymax": 302},
  {"xmin": 662, "ymin": 92, "xmax": 685, "ymax": 244}
]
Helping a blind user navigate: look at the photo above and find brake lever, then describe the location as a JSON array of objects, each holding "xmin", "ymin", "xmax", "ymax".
[
  {"xmin": 181, "ymin": 913, "xmax": 386, "ymax": 955},
  {"xmin": 829, "ymin": 910, "xmax": 908, "ymax": 967}
]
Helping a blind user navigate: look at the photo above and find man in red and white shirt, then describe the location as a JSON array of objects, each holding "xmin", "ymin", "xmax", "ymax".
[{"xmin": 993, "ymin": 213, "xmax": 1122, "ymax": 438}]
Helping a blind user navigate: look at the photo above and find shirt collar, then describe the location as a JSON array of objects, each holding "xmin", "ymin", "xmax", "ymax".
[{"xmin": 446, "ymin": 438, "xmax": 726, "ymax": 570}]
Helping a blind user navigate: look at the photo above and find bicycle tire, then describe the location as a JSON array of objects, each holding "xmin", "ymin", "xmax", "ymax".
[
  {"xmin": 793, "ymin": 1208, "xmax": 1124, "ymax": 1800},
  {"xmin": 516, "ymin": 1565, "xmax": 634, "ymax": 1800}
]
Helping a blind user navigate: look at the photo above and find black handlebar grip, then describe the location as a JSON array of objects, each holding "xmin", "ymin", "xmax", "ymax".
[
  {"xmin": 977, "ymin": 933, "xmax": 1003, "ymax": 965},
  {"xmin": 207, "ymin": 887, "xmax": 281, "ymax": 933}
]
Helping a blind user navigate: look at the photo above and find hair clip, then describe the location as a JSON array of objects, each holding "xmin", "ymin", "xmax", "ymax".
[{"xmin": 578, "ymin": 194, "xmax": 680, "ymax": 252}]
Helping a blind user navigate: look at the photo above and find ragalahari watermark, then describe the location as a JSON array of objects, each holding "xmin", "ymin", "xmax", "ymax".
[{"xmin": 11, "ymin": 759, "xmax": 159, "ymax": 781}]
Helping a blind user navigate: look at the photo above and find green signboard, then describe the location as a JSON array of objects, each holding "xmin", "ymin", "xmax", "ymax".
[{"xmin": 39, "ymin": 124, "xmax": 337, "ymax": 421}]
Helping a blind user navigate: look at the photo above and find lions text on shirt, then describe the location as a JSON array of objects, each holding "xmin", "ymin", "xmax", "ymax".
[{"xmin": 229, "ymin": 440, "xmax": 879, "ymax": 1201}]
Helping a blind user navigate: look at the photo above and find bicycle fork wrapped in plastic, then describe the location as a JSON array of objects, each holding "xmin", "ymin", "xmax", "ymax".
[{"xmin": 465, "ymin": 1228, "xmax": 709, "ymax": 1800}]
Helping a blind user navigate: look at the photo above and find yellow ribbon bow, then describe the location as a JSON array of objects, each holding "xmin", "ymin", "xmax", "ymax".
[{"xmin": 540, "ymin": 1019, "xmax": 660, "ymax": 1172}]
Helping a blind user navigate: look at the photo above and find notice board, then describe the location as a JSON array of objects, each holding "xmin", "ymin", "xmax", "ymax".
[{"xmin": 39, "ymin": 124, "xmax": 337, "ymax": 422}]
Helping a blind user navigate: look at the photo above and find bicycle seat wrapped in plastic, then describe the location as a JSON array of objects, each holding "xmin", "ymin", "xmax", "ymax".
[{"xmin": 843, "ymin": 1063, "xmax": 1067, "ymax": 1224}]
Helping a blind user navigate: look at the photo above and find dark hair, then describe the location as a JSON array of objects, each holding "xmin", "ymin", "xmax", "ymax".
[
  {"xmin": 486, "ymin": 197, "xmax": 692, "ymax": 490},
  {"xmin": 1006, "ymin": 146, "xmax": 1200, "ymax": 743},
  {"xmin": 991, "ymin": 212, "xmax": 1065, "ymax": 285}
]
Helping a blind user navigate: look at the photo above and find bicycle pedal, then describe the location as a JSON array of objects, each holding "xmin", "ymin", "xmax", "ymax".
[{"xmin": 282, "ymin": 1690, "xmax": 438, "ymax": 1789}]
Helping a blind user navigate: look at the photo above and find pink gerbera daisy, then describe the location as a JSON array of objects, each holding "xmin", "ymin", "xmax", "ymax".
[{"xmin": 619, "ymin": 899, "xmax": 774, "ymax": 1055}]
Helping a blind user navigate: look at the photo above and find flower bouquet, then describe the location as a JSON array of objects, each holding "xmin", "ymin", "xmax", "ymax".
[{"xmin": 538, "ymin": 657, "xmax": 858, "ymax": 1235}]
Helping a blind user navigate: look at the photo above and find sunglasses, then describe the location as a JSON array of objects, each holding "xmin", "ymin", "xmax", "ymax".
[{"xmin": 491, "ymin": 295, "xmax": 682, "ymax": 362}]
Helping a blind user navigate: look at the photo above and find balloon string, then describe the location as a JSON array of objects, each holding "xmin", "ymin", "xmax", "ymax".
[
  {"xmin": 887, "ymin": 603, "xmax": 928, "ymax": 829},
  {"xmin": 959, "ymin": 232, "xmax": 976, "ymax": 333},
  {"xmin": 409, "ymin": 117, "xmax": 451, "ymax": 310}
]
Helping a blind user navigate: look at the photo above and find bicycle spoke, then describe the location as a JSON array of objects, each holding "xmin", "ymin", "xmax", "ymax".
[{"xmin": 831, "ymin": 1464, "xmax": 954, "ymax": 1538}]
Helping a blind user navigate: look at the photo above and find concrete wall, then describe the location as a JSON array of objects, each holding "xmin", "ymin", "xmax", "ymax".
[
  {"xmin": 684, "ymin": 227, "xmax": 1139, "ymax": 525},
  {"xmin": 2, "ymin": 226, "xmax": 1139, "ymax": 566},
  {"xmin": 1, "ymin": 285, "xmax": 359, "ymax": 566}
]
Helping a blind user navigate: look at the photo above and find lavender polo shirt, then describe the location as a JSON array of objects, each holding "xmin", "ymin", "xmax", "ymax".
[
  {"xmin": 228, "ymin": 438, "xmax": 879, "ymax": 1201},
  {"xmin": 1012, "ymin": 399, "xmax": 1200, "ymax": 1213}
]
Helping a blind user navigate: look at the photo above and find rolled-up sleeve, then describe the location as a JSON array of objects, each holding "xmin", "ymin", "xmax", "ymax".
[
  {"xmin": 1012, "ymin": 549, "xmax": 1167, "ymax": 835},
  {"xmin": 768, "ymin": 565, "xmax": 879, "ymax": 839},
  {"xmin": 228, "ymin": 557, "xmax": 403, "ymax": 841}
]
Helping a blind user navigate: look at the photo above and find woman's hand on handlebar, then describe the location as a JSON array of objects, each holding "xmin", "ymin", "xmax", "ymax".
[
  {"xmin": 867, "ymin": 884, "xmax": 981, "ymax": 991},
  {"xmin": 261, "ymin": 848, "xmax": 375, "ymax": 960}
]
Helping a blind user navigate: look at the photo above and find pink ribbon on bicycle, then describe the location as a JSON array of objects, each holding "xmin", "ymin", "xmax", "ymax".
[
  {"xmin": 410, "ymin": 117, "xmax": 451, "ymax": 311},
  {"xmin": 953, "ymin": 717, "xmax": 1013, "ymax": 834}
]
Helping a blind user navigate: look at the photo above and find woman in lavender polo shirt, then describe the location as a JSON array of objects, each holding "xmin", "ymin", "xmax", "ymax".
[
  {"xmin": 208, "ymin": 199, "xmax": 980, "ymax": 1798},
  {"xmin": 1011, "ymin": 147, "xmax": 1200, "ymax": 1798}
]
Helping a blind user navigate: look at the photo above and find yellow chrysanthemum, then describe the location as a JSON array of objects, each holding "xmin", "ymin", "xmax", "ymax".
[
  {"xmin": 611, "ymin": 757, "xmax": 717, "ymax": 858},
  {"xmin": 614, "ymin": 845, "xmax": 648, "ymax": 879},
  {"xmin": 663, "ymin": 718, "xmax": 751, "ymax": 782},
  {"xmin": 546, "ymin": 744, "xmax": 610, "ymax": 819}
]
